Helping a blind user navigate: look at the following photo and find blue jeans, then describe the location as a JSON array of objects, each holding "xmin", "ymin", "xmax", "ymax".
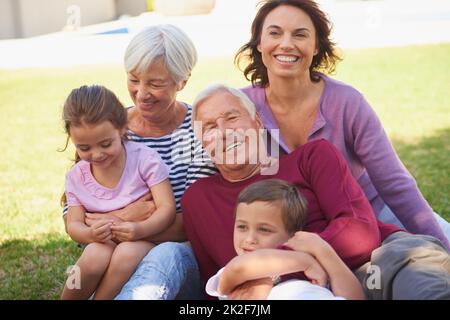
[
  {"xmin": 115, "ymin": 241, "xmax": 202, "ymax": 300},
  {"xmin": 377, "ymin": 205, "xmax": 450, "ymax": 242}
]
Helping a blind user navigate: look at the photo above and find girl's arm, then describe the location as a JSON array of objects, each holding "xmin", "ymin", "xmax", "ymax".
[
  {"xmin": 64, "ymin": 195, "xmax": 154, "ymax": 232},
  {"xmin": 111, "ymin": 179, "xmax": 176, "ymax": 241},
  {"xmin": 286, "ymin": 231, "xmax": 365, "ymax": 300},
  {"xmin": 136, "ymin": 179, "xmax": 176, "ymax": 237},
  {"xmin": 218, "ymin": 249, "xmax": 327, "ymax": 296},
  {"xmin": 66, "ymin": 206, "xmax": 114, "ymax": 245}
]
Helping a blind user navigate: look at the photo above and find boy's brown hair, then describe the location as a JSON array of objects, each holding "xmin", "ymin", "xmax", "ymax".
[{"xmin": 236, "ymin": 179, "xmax": 308, "ymax": 235}]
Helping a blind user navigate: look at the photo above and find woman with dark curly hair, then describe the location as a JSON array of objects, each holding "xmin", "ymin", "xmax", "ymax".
[{"xmin": 236, "ymin": 0, "xmax": 450, "ymax": 248}]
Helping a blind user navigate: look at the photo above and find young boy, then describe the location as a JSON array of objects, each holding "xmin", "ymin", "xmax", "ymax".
[{"xmin": 206, "ymin": 179, "xmax": 365, "ymax": 300}]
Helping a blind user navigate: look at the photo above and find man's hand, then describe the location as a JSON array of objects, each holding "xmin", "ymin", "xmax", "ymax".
[
  {"xmin": 90, "ymin": 220, "xmax": 114, "ymax": 243},
  {"xmin": 286, "ymin": 231, "xmax": 333, "ymax": 258},
  {"xmin": 111, "ymin": 221, "xmax": 141, "ymax": 242},
  {"xmin": 228, "ymin": 278, "xmax": 273, "ymax": 300},
  {"xmin": 303, "ymin": 259, "xmax": 328, "ymax": 287},
  {"xmin": 285, "ymin": 231, "xmax": 331, "ymax": 286}
]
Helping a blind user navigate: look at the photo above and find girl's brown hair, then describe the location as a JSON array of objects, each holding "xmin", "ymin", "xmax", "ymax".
[
  {"xmin": 235, "ymin": 0, "xmax": 341, "ymax": 86},
  {"xmin": 60, "ymin": 85, "xmax": 127, "ymax": 206},
  {"xmin": 236, "ymin": 179, "xmax": 308, "ymax": 235}
]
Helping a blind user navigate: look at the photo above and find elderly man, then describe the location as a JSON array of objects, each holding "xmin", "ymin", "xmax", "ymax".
[{"xmin": 181, "ymin": 84, "xmax": 450, "ymax": 300}]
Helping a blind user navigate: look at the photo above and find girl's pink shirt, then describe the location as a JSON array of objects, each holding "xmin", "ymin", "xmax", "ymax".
[{"xmin": 65, "ymin": 141, "xmax": 169, "ymax": 213}]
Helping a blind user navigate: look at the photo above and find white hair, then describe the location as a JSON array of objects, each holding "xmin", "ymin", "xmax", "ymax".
[
  {"xmin": 124, "ymin": 24, "xmax": 197, "ymax": 83},
  {"xmin": 192, "ymin": 84, "xmax": 257, "ymax": 127}
]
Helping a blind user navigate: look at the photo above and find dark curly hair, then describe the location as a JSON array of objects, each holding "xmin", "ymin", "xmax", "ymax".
[{"xmin": 235, "ymin": 0, "xmax": 341, "ymax": 86}]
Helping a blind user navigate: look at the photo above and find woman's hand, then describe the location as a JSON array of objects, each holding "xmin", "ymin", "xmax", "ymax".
[
  {"xmin": 110, "ymin": 221, "xmax": 141, "ymax": 242},
  {"xmin": 119, "ymin": 193, "xmax": 155, "ymax": 222},
  {"xmin": 85, "ymin": 212, "xmax": 122, "ymax": 226},
  {"xmin": 84, "ymin": 193, "xmax": 155, "ymax": 226},
  {"xmin": 90, "ymin": 220, "xmax": 114, "ymax": 243}
]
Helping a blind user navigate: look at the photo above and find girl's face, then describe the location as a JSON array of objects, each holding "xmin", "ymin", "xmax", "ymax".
[
  {"xmin": 233, "ymin": 201, "xmax": 291, "ymax": 255},
  {"xmin": 257, "ymin": 5, "xmax": 318, "ymax": 80},
  {"xmin": 69, "ymin": 120, "xmax": 125, "ymax": 170},
  {"xmin": 127, "ymin": 58, "xmax": 185, "ymax": 120}
]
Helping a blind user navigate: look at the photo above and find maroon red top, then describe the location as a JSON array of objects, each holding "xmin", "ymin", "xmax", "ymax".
[{"xmin": 182, "ymin": 139, "xmax": 401, "ymax": 286}]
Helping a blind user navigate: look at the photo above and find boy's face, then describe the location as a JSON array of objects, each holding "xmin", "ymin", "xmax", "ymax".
[{"xmin": 233, "ymin": 201, "xmax": 291, "ymax": 255}]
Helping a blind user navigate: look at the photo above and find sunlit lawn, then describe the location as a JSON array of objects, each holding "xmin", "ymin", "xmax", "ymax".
[{"xmin": 0, "ymin": 43, "xmax": 449, "ymax": 299}]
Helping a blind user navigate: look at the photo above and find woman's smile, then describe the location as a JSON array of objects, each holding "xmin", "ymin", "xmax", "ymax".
[{"xmin": 274, "ymin": 54, "xmax": 300, "ymax": 64}]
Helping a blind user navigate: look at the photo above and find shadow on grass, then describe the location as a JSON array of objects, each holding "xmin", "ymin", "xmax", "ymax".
[
  {"xmin": 392, "ymin": 127, "xmax": 450, "ymax": 220},
  {"xmin": 0, "ymin": 234, "xmax": 81, "ymax": 300}
]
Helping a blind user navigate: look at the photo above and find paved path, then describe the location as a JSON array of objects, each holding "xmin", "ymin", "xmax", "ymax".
[{"xmin": 0, "ymin": 0, "xmax": 449, "ymax": 68}]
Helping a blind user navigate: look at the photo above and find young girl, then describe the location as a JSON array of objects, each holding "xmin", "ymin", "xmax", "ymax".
[
  {"xmin": 60, "ymin": 85, "xmax": 176, "ymax": 300},
  {"xmin": 206, "ymin": 179, "xmax": 365, "ymax": 300}
]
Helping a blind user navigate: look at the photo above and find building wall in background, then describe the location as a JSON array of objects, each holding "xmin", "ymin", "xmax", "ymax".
[
  {"xmin": 0, "ymin": 0, "xmax": 231, "ymax": 40},
  {"xmin": 0, "ymin": 0, "xmax": 117, "ymax": 39},
  {"xmin": 0, "ymin": 0, "xmax": 18, "ymax": 39},
  {"xmin": 115, "ymin": 0, "xmax": 148, "ymax": 17}
]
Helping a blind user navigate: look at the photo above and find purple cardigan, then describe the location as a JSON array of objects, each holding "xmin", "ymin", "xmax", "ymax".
[{"xmin": 242, "ymin": 74, "xmax": 449, "ymax": 248}]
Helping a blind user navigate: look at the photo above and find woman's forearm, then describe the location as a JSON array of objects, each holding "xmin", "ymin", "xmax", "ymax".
[
  {"xmin": 352, "ymin": 97, "xmax": 448, "ymax": 248},
  {"xmin": 114, "ymin": 200, "xmax": 155, "ymax": 222},
  {"xmin": 86, "ymin": 197, "xmax": 155, "ymax": 223}
]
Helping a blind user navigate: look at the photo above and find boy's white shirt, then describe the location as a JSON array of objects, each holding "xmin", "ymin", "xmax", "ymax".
[{"xmin": 205, "ymin": 267, "xmax": 345, "ymax": 300}]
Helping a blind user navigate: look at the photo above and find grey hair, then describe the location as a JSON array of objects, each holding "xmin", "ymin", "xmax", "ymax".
[
  {"xmin": 192, "ymin": 84, "xmax": 257, "ymax": 127},
  {"xmin": 124, "ymin": 24, "xmax": 197, "ymax": 83}
]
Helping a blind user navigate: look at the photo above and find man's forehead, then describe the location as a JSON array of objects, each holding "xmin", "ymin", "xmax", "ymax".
[
  {"xmin": 198, "ymin": 92, "xmax": 247, "ymax": 118},
  {"xmin": 199, "ymin": 108, "xmax": 244, "ymax": 124}
]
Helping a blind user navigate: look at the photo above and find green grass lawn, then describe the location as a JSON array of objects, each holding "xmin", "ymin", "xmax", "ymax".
[{"xmin": 0, "ymin": 43, "xmax": 449, "ymax": 299}]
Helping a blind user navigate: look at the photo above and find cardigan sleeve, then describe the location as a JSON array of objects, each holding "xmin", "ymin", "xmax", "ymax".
[{"xmin": 349, "ymin": 94, "xmax": 449, "ymax": 249}]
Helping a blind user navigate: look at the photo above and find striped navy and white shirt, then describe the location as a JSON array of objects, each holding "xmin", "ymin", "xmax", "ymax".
[
  {"xmin": 62, "ymin": 103, "xmax": 217, "ymax": 215},
  {"xmin": 126, "ymin": 104, "xmax": 217, "ymax": 212}
]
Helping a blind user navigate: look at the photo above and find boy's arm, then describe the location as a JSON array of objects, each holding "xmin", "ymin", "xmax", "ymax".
[
  {"xmin": 286, "ymin": 231, "xmax": 365, "ymax": 300},
  {"xmin": 218, "ymin": 249, "xmax": 327, "ymax": 296}
]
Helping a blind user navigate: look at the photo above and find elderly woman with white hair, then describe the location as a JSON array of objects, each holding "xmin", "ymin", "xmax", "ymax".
[{"xmin": 63, "ymin": 24, "xmax": 217, "ymax": 299}]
